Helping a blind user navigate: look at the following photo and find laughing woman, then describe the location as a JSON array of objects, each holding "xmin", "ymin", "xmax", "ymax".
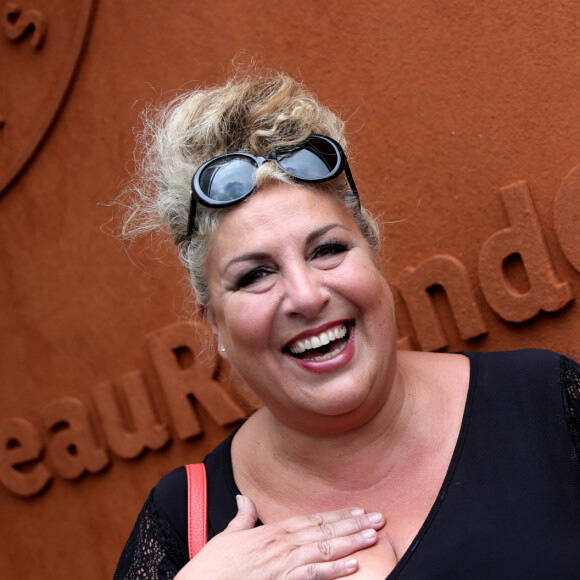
[{"xmin": 114, "ymin": 73, "xmax": 580, "ymax": 579}]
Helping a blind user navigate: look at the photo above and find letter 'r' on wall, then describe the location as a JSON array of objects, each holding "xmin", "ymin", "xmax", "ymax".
[
  {"xmin": 478, "ymin": 181, "xmax": 573, "ymax": 322},
  {"xmin": 147, "ymin": 321, "xmax": 246, "ymax": 440},
  {"xmin": 397, "ymin": 255, "xmax": 488, "ymax": 351}
]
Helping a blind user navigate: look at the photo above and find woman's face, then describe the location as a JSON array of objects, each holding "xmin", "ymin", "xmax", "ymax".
[{"xmin": 205, "ymin": 183, "xmax": 397, "ymax": 435}]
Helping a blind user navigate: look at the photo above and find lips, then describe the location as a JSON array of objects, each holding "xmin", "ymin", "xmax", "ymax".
[{"xmin": 285, "ymin": 322, "xmax": 351, "ymax": 361}]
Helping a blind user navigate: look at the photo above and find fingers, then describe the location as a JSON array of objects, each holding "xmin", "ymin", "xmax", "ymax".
[
  {"xmin": 284, "ymin": 511, "xmax": 384, "ymax": 579},
  {"xmin": 285, "ymin": 527, "xmax": 379, "ymax": 580},
  {"xmin": 282, "ymin": 506, "xmax": 370, "ymax": 533},
  {"xmin": 297, "ymin": 525, "xmax": 379, "ymax": 567},
  {"xmin": 195, "ymin": 502, "xmax": 384, "ymax": 580},
  {"xmin": 295, "ymin": 511, "xmax": 385, "ymax": 544},
  {"xmin": 224, "ymin": 495, "xmax": 259, "ymax": 533},
  {"xmin": 285, "ymin": 508, "xmax": 385, "ymax": 545},
  {"xmin": 288, "ymin": 557, "xmax": 359, "ymax": 580}
]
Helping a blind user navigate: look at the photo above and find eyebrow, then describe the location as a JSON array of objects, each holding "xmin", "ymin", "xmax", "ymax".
[
  {"xmin": 306, "ymin": 223, "xmax": 344, "ymax": 244},
  {"xmin": 222, "ymin": 223, "xmax": 346, "ymax": 273}
]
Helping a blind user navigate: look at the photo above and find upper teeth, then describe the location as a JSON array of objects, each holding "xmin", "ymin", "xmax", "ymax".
[{"xmin": 288, "ymin": 324, "xmax": 347, "ymax": 354}]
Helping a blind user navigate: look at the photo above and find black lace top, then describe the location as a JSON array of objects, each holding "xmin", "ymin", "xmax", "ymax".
[{"xmin": 114, "ymin": 350, "xmax": 580, "ymax": 579}]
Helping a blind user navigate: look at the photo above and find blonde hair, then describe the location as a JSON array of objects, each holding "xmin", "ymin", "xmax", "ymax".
[{"xmin": 121, "ymin": 72, "xmax": 380, "ymax": 308}]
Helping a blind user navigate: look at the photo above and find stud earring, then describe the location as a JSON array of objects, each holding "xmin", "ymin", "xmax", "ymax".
[{"xmin": 219, "ymin": 345, "xmax": 226, "ymax": 353}]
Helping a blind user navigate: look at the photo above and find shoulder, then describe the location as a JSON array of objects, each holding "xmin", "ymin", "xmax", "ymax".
[
  {"xmin": 113, "ymin": 467, "xmax": 189, "ymax": 578},
  {"xmin": 560, "ymin": 353, "xmax": 580, "ymax": 457},
  {"xmin": 152, "ymin": 431, "xmax": 240, "ymax": 543},
  {"xmin": 155, "ymin": 465, "xmax": 187, "ymax": 502},
  {"xmin": 467, "ymin": 348, "xmax": 580, "ymax": 457},
  {"xmin": 152, "ymin": 466, "xmax": 188, "ymax": 551},
  {"xmin": 399, "ymin": 347, "xmax": 568, "ymax": 385},
  {"xmin": 402, "ymin": 348, "xmax": 571, "ymax": 420},
  {"xmin": 466, "ymin": 347, "xmax": 562, "ymax": 367},
  {"xmin": 560, "ymin": 351, "xmax": 580, "ymax": 380},
  {"xmin": 397, "ymin": 350, "xmax": 470, "ymax": 384},
  {"xmin": 463, "ymin": 348, "xmax": 563, "ymax": 388}
]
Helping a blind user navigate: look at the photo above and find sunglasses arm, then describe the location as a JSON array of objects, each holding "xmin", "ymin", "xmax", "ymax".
[
  {"xmin": 187, "ymin": 191, "xmax": 198, "ymax": 238},
  {"xmin": 344, "ymin": 162, "xmax": 361, "ymax": 210}
]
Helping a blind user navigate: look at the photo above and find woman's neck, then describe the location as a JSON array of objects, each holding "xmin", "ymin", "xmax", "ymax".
[{"xmin": 233, "ymin": 356, "xmax": 420, "ymax": 494}]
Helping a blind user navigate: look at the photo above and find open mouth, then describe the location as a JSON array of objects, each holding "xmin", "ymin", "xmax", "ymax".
[{"xmin": 285, "ymin": 323, "xmax": 351, "ymax": 362}]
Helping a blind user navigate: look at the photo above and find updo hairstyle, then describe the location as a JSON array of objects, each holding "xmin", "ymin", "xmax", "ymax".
[{"xmin": 122, "ymin": 72, "xmax": 380, "ymax": 309}]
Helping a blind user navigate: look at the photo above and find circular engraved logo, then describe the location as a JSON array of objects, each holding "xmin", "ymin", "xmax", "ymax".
[{"xmin": 0, "ymin": 0, "xmax": 96, "ymax": 197}]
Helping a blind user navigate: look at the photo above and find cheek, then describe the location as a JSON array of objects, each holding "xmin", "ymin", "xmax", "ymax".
[
  {"xmin": 221, "ymin": 296, "xmax": 278, "ymax": 349},
  {"xmin": 339, "ymin": 260, "xmax": 391, "ymax": 309}
]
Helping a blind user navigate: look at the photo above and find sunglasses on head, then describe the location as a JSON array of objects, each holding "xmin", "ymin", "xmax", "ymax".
[{"xmin": 187, "ymin": 134, "xmax": 360, "ymax": 236}]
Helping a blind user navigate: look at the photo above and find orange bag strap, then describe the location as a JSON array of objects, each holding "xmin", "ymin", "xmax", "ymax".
[{"xmin": 185, "ymin": 463, "xmax": 208, "ymax": 559}]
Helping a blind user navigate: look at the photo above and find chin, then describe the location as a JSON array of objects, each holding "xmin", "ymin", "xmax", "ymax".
[{"xmin": 301, "ymin": 380, "xmax": 379, "ymax": 421}]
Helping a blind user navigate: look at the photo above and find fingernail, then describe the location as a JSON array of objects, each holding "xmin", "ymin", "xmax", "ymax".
[
  {"xmin": 350, "ymin": 507, "xmax": 364, "ymax": 516},
  {"xmin": 236, "ymin": 494, "xmax": 245, "ymax": 508},
  {"xmin": 368, "ymin": 512, "xmax": 384, "ymax": 524},
  {"xmin": 344, "ymin": 558, "xmax": 358, "ymax": 572},
  {"xmin": 362, "ymin": 528, "xmax": 377, "ymax": 540}
]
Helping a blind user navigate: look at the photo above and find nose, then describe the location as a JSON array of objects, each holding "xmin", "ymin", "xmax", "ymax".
[{"xmin": 281, "ymin": 262, "xmax": 331, "ymax": 319}]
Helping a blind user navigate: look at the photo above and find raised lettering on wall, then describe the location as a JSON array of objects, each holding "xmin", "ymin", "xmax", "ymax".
[
  {"xmin": 0, "ymin": 0, "xmax": 96, "ymax": 197},
  {"xmin": 0, "ymin": 3, "xmax": 48, "ymax": 135},
  {"xmin": 92, "ymin": 371, "xmax": 170, "ymax": 460},
  {"xmin": 147, "ymin": 321, "xmax": 246, "ymax": 440},
  {"xmin": 554, "ymin": 164, "xmax": 580, "ymax": 273},
  {"xmin": 478, "ymin": 181, "xmax": 573, "ymax": 322},
  {"xmin": 0, "ymin": 417, "xmax": 52, "ymax": 496},
  {"xmin": 397, "ymin": 255, "xmax": 488, "ymax": 352},
  {"xmin": 43, "ymin": 398, "xmax": 109, "ymax": 480},
  {"xmin": 2, "ymin": 3, "xmax": 47, "ymax": 49}
]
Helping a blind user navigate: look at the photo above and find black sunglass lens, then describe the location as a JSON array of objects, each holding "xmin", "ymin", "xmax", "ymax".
[
  {"xmin": 199, "ymin": 157, "xmax": 256, "ymax": 202},
  {"xmin": 278, "ymin": 137, "xmax": 341, "ymax": 181}
]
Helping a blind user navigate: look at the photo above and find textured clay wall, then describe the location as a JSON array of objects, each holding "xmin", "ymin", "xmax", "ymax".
[{"xmin": 1, "ymin": 1, "xmax": 580, "ymax": 577}]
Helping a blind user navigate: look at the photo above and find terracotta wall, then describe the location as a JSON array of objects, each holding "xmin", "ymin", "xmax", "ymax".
[{"xmin": 2, "ymin": 1, "xmax": 580, "ymax": 577}]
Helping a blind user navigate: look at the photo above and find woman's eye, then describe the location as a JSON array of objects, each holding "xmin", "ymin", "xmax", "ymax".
[
  {"xmin": 311, "ymin": 242, "xmax": 348, "ymax": 260},
  {"xmin": 236, "ymin": 267, "xmax": 273, "ymax": 288}
]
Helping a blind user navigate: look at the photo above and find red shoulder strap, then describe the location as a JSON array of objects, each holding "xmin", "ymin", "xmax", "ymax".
[{"xmin": 185, "ymin": 463, "xmax": 208, "ymax": 559}]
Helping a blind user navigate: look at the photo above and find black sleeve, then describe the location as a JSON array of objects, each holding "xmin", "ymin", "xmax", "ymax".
[
  {"xmin": 562, "ymin": 354, "xmax": 580, "ymax": 459},
  {"xmin": 113, "ymin": 473, "xmax": 189, "ymax": 579}
]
